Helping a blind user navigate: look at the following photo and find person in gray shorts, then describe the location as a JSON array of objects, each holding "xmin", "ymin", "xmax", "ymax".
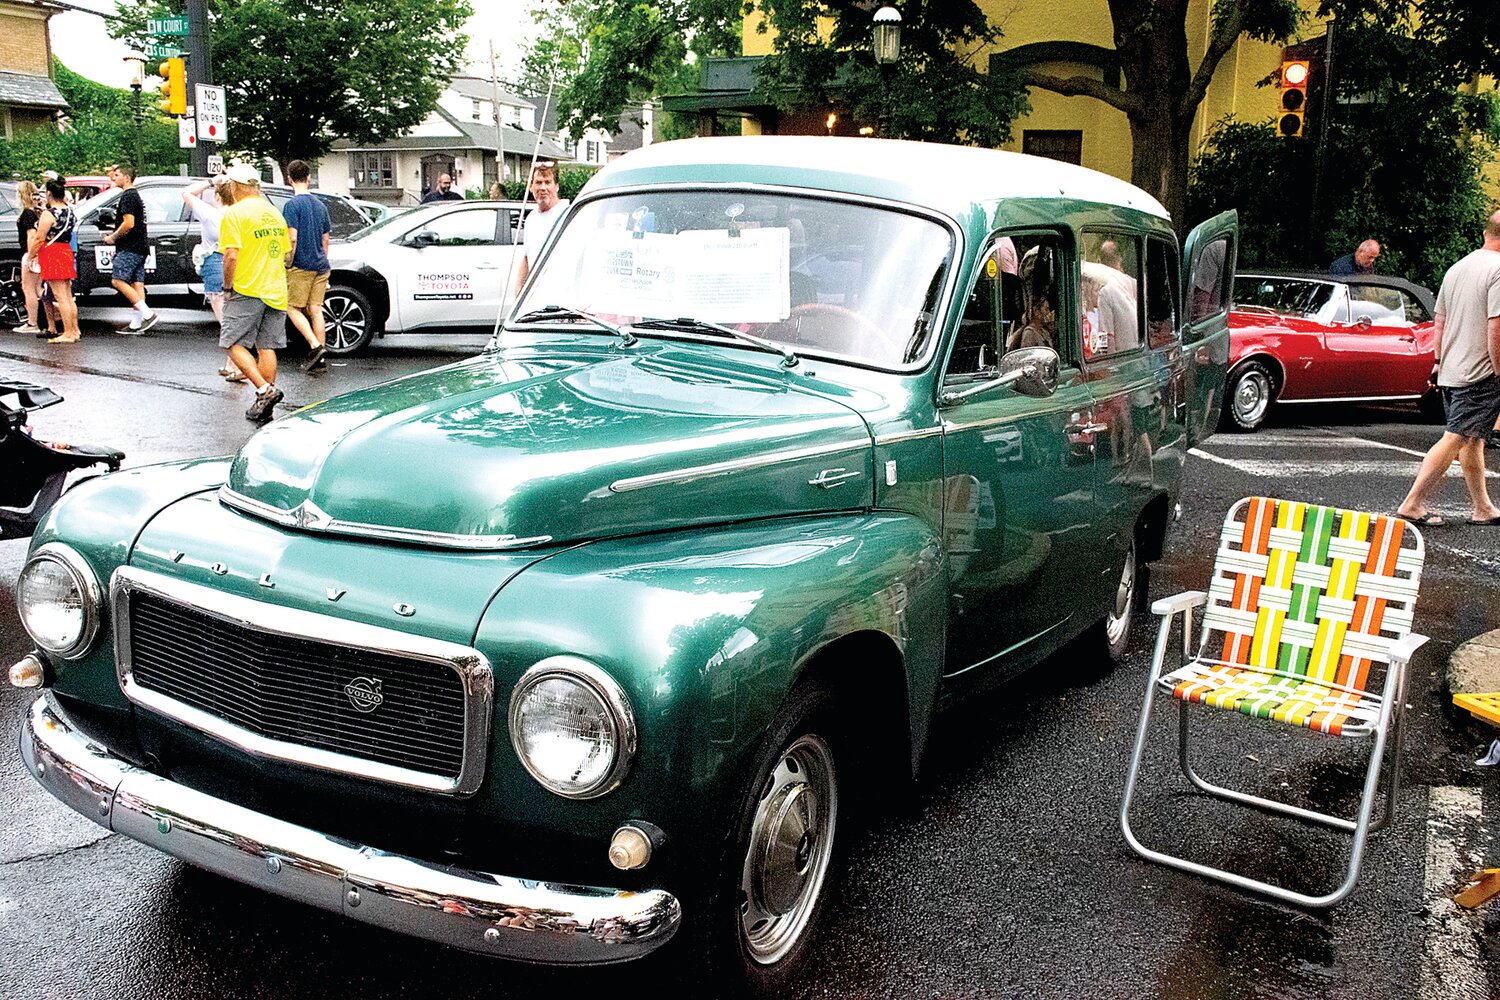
[
  {"xmin": 218, "ymin": 164, "xmax": 291, "ymax": 422},
  {"xmin": 1397, "ymin": 209, "xmax": 1500, "ymax": 527}
]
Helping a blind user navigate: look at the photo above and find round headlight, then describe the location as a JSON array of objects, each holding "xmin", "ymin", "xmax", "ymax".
[
  {"xmin": 17, "ymin": 543, "xmax": 102, "ymax": 659},
  {"xmin": 509, "ymin": 656, "xmax": 637, "ymax": 799}
]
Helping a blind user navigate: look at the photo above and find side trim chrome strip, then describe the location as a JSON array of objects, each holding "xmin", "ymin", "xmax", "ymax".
[
  {"xmin": 1280, "ymin": 394, "xmax": 1422, "ymax": 405},
  {"xmin": 218, "ymin": 487, "xmax": 552, "ymax": 550},
  {"xmin": 873, "ymin": 426, "xmax": 944, "ymax": 445},
  {"xmin": 609, "ymin": 439, "xmax": 868, "ymax": 493},
  {"xmin": 112, "ymin": 567, "xmax": 494, "ymax": 796}
]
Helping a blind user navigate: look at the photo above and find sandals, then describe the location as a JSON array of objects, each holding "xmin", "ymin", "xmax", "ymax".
[
  {"xmin": 1469, "ymin": 515, "xmax": 1500, "ymax": 526},
  {"xmin": 47, "ymin": 335, "xmax": 80, "ymax": 344},
  {"xmin": 224, "ymin": 370, "xmax": 248, "ymax": 382},
  {"xmin": 1396, "ymin": 512, "xmax": 1445, "ymax": 527}
]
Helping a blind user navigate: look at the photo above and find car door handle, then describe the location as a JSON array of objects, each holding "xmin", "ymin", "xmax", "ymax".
[
  {"xmin": 475, "ymin": 261, "xmax": 500, "ymax": 269},
  {"xmin": 808, "ymin": 468, "xmax": 861, "ymax": 489}
]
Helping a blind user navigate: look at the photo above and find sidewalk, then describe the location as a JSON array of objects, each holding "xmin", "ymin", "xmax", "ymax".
[{"xmin": 1449, "ymin": 629, "xmax": 1500, "ymax": 726}]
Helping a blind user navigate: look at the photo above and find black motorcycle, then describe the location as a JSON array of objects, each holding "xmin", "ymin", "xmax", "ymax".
[{"xmin": 0, "ymin": 378, "xmax": 124, "ymax": 539}]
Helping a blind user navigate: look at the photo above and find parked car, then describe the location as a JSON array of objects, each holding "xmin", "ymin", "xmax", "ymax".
[
  {"xmin": 10, "ymin": 136, "xmax": 1236, "ymax": 993},
  {"xmin": 0, "ymin": 176, "xmax": 370, "ymax": 323},
  {"xmin": 347, "ymin": 197, "xmax": 414, "ymax": 225},
  {"xmin": 0, "ymin": 180, "xmax": 20, "ymax": 217},
  {"xmin": 64, "ymin": 175, "xmax": 113, "ymax": 202},
  {"xmin": 322, "ymin": 198, "xmax": 530, "ymax": 353},
  {"xmin": 1225, "ymin": 270, "xmax": 1440, "ymax": 430}
]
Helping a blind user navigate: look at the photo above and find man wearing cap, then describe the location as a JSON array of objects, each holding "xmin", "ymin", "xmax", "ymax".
[{"xmin": 219, "ymin": 165, "xmax": 291, "ymax": 422}]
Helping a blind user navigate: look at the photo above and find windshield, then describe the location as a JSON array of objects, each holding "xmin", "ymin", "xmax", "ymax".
[
  {"xmin": 513, "ymin": 189, "xmax": 954, "ymax": 368},
  {"xmin": 347, "ymin": 207, "xmax": 418, "ymax": 242},
  {"xmin": 1234, "ymin": 276, "xmax": 1336, "ymax": 319}
]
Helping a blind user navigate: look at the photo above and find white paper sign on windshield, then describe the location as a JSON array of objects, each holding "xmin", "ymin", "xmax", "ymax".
[{"xmin": 581, "ymin": 227, "xmax": 791, "ymax": 323}]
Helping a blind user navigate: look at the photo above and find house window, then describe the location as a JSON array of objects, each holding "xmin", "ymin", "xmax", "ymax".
[
  {"xmin": 1022, "ymin": 130, "xmax": 1083, "ymax": 165},
  {"xmin": 354, "ymin": 152, "xmax": 395, "ymax": 188},
  {"xmin": 472, "ymin": 99, "xmax": 482, "ymax": 122}
]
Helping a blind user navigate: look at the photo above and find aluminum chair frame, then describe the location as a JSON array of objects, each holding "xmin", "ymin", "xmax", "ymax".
[{"xmin": 1120, "ymin": 497, "xmax": 1428, "ymax": 908}]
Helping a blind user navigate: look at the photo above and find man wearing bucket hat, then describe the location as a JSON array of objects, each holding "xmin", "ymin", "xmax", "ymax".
[{"xmin": 219, "ymin": 164, "xmax": 291, "ymax": 422}]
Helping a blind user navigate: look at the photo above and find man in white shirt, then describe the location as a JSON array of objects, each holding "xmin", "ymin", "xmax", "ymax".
[{"xmin": 513, "ymin": 162, "xmax": 569, "ymax": 296}]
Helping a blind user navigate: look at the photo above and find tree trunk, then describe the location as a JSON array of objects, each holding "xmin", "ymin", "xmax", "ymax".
[{"xmin": 1127, "ymin": 110, "xmax": 1194, "ymax": 233}]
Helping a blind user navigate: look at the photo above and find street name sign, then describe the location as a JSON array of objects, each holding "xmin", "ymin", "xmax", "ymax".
[
  {"xmin": 148, "ymin": 16, "xmax": 189, "ymax": 35},
  {"xmin": 144, "ymin": 42, "xmax": 182, "ymax": 60},
  {"xmin": 195, "ymin": 84, "xmax": 226, "ymax": 142}
]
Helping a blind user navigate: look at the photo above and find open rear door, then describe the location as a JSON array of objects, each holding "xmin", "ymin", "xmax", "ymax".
[{"xmin": 1180, "ymin": 210, "xmax": 1238, "ymax": 447}]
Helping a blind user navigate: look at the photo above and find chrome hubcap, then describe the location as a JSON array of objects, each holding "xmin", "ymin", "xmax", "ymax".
[
  {"xmin": 740, "ymin": 733, "xmax": 837, "ymax": 965},
  {"xmin": 1234, "ymin": 371, "xmax": 1270, "ymax": 424},
  {"xmin": 1105, "ymin": 542, "xmax": 1136, "ymax": 646},
  {"xmin": 323, "ymin": 295, "xmax": 367, "ymax": 351},
  {"xmin": 0, "ymin": 262, "xmax": 23, "ymax": 326}
]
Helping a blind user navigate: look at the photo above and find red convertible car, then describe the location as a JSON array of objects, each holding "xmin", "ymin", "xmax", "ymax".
[{"xmin": 1225, "ymin": 270, "xmax": 1439, "ymax": 430}]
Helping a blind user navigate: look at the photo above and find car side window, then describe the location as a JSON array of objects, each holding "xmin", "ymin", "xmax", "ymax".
[
  {"xmin": 1188, "ymin": 237, "xmax": 1231, "ymax": 323},
  {"xmin": 319, "ymin": 195, "xmax": 368, "ymax": 238},
  {"xmin": 947, "ymin": 230, "xmax": 1071, "ymax": 379},
  {"xmin": 1321, "ymin": 284, "xmax": 1351, "ymax": 324},
  {"xmin": 420, "ymin": 209, "xmax": 500, "ymax": 247},
  {"xmin": 1081, "ymin": 231, "xmax": 1141, "ymax": 358},
  {"xmin": 1145, "ymin": 238, "xmax": 1179, "ymax": 348},
  {"xmin": 139, "ymin": 187, "xmax": 186, "ymax": 224},
  {"xmin": 498, "ymin": 208, "xmax": 524, "ymax": 246},
  {"xmin": 1349, "ymin": 284, "xmax": 1420, "ymax": 327}
]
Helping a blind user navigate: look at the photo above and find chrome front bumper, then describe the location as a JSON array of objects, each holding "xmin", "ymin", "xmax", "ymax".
[{"xmin": 20, "ymin": 693, "xmax": 682, "ymax": 963}]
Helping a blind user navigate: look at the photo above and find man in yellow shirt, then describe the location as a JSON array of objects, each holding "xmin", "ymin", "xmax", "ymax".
[{"xmin": 220, "ymin": 164, "xmax": 291, "ymax": 422}]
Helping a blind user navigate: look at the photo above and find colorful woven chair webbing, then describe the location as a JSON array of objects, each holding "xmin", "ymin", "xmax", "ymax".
[{"xmin": 1160, "ymin": 497, "xmax": 1423, "ymax": 737}]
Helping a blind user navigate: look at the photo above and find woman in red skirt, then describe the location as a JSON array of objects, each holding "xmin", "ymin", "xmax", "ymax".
[{"xmin": 32, "ymin": 178, "xmax": 80, "ymax": 343}]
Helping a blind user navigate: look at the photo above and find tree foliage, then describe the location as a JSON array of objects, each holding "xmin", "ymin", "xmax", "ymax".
[
  {"xmin": 1188, "ymin": 0, "xmax": 1500, "ymax": 289},
  {"xmin": 521, "ymin": 0, "xmax": 740, "ymax": 141},
  {"xmin": 0, "ymin": 60, "xmax": 186, "ymax": 179},
  {"xmin": 753, "ymin": 0, "xmax": 1026, "ymax": 147},
  {"xmin": 110, "ymin": 0, "xmax": 471, "ymax": 173}
]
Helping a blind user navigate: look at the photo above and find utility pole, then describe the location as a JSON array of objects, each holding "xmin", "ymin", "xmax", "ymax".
[
  {"xmin": 186, "ymin": 0, "xmax": 213, "ymax": 175},
  {"xmin": 1310, "ymin": 22, "xmax": 1336, "ymax": 251},
  {"xmin": 489, "ymin": 40, "xmax": 506, "ymax": 197}
]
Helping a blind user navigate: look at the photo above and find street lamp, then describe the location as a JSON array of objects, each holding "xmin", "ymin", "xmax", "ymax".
[
  {"xmin": 123, "ymin": 53, "xmax": 145, "ymax": 172},
  {"xmin": 871, "ymin": 6, "xmax": 902, "ymax": 137}
]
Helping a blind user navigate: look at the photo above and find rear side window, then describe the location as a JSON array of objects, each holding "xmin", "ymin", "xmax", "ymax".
[
  {"xmin": 1145, "ymin": 238, "xmax": 1179, "ymax": 348},
  {"xmin": 139, "ymin": 186, "xmax": 186, "ymax": 224},
  {"xmin": 319, "ymin": 195, "xmax": 368, "ymax": 238},
  {"xmin": 1081, "ymin": 231, "xmax": 1141, "ymax": 359}
]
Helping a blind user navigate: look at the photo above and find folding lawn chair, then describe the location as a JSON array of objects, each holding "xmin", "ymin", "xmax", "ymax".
[{"xmin": 1120, "ymin": 496, "xmax": 1428, "ymax": 907}]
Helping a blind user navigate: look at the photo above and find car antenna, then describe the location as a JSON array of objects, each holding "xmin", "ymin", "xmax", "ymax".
[{"xmin": 487, "ymin": 75, "xmax": 556, "ymax": 356}]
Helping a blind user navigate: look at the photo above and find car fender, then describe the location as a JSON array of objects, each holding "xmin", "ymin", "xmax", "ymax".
[
  {"xmin": 326, "ymin": 262, "xmax": 391, "ymax": 330},
  {"xmin": 474, "ymin": 511, "xmax": 946, "ymax": 845}
]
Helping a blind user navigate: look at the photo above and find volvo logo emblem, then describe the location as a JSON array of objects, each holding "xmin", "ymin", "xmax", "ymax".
[{"xmin": 343, "ymin": 677, "xmax": 384, "ymax": 713}]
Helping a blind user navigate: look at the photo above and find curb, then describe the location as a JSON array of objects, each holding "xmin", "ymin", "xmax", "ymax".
[{"xmin": 1448, "ymin": 629, "xmax": 1500, "ymax": 697}]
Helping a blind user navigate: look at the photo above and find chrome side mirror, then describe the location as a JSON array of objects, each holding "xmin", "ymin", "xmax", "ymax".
[
  {"xmin": 940, "ymin": 346, "xmax": 1060, "ymax": 406},
  {"xmin": 1355, "ymin": 314, "xmax": 1372, "ymax": 329}
]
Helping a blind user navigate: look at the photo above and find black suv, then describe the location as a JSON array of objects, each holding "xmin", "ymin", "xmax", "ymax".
[{"xmin": 1, "ymin": 176, "xmax": 369, "ymax": 326}]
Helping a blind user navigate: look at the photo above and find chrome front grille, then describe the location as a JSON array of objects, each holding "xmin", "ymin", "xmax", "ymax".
[{"xmin": 113, "ymin": 568, "xmax": 492, "ymax": 795}]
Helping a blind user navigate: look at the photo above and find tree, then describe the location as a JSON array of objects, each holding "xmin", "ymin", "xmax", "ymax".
[
  {"xmin": 753, "ymin": 0, "xmax": 1027, "ymax": 148},
  {"xmin": 0, "ymin": 60, "xmax": 185, "ymax": 179},
  {"xmin": 520, "ymin": 0, "xmax": 740, "ymax": 141},
  {"xmin": 1187, "ymin": 1, "xmax": 1500, "ymax": 289},
  {"xmin": 1019, "ymin": 0, "xmax": 1302, "ymax": 230},
  {"xmin": 111, "ymin": 0, "xmax": 471, "ymax": 175}
]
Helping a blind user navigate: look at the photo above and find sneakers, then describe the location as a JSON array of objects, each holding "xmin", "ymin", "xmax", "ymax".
[
  {"xmin": 13, "ymin": 323, "xmax": 41, "ymax": 334},
  {"xmin": 245, "ymin": 385, "xmax": 284, "ymax": 422},
  {"xmin": 303, "ymin": 344, "xmax": 328, "ymax": 373},
  {"xmin": 139, "ymin": 311, "xmax": 160, "ymax": 332}
]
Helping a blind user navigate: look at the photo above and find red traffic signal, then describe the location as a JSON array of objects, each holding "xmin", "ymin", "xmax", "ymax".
[{"xmin": 1278, "ymin": 60, "xmax": 1310, "ymax": 138}]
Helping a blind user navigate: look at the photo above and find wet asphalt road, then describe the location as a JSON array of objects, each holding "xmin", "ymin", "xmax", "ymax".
[{"xmin": 2, "ymin": 308, "xmax": 1499, "ymax": 999}]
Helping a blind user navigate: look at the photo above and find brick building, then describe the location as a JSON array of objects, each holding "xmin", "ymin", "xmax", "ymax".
[{"xmin": 0, "ymin": 0, "xmax": 65, "ymax": 139}]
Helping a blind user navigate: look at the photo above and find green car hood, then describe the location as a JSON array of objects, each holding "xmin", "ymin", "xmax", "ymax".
[{"xmin": 224, "ymin": 348, "xmax": 874, "ymax": 548}]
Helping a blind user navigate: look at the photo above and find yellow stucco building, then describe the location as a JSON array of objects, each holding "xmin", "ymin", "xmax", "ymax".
[{"xmin": 713, "ymin": 1, "xmax": 1328, "ymax": 184}]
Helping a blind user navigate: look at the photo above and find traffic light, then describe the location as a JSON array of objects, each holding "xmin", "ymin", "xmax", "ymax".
[
  {"xmin": 157, "ymin": 58, "xmax": 186, "ymax": 116},
  {"xmin": 1278, "ymin": 59, "xmax": 1309, "ymax": 138}
]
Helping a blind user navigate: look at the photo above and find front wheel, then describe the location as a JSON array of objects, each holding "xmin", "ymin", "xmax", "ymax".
[
  {"xmin": 1077, "ymin": 538, "xmax": 1139, "ymax": 673},
  {"xmin": 713, "ymin": 682, "xmax": 841, "ymax": 996},
  {"xmin": 321, "ymin": 285, "xmax": 380, "ymax": 355},
  {"xmin": 1222, "ymin": 360, "xmax": 1275, "ymax": 431}
]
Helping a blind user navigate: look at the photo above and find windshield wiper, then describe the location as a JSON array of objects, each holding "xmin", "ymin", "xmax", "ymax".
[
  {"xmin": 632, "ymin": 317, "xmax": 799, "ymax": 369},
  {"xmin": 510, "ymin": 305, "xmax": 638, "ymax": 347}
]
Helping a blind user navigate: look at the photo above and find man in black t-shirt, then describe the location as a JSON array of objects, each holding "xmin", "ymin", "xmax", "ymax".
[{"xmin": 100, "ymin": 164, "xmax": 158, "ymax": 332}]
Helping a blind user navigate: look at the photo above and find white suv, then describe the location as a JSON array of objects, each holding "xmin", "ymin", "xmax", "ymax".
[{"xmin": 323, "ymin": 199, "xmax": 531, "ymax": 354}]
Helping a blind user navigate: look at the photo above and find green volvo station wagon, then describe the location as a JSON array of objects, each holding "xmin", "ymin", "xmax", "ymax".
[{"xmin": 12, "ymin": 137, "xmax": 1236, "ymax": 992}]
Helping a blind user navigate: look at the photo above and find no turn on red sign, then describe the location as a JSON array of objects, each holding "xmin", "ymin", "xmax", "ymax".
[{"xmin": 195, "ymin": 84, "xmax": 226, "ymax": 142}]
